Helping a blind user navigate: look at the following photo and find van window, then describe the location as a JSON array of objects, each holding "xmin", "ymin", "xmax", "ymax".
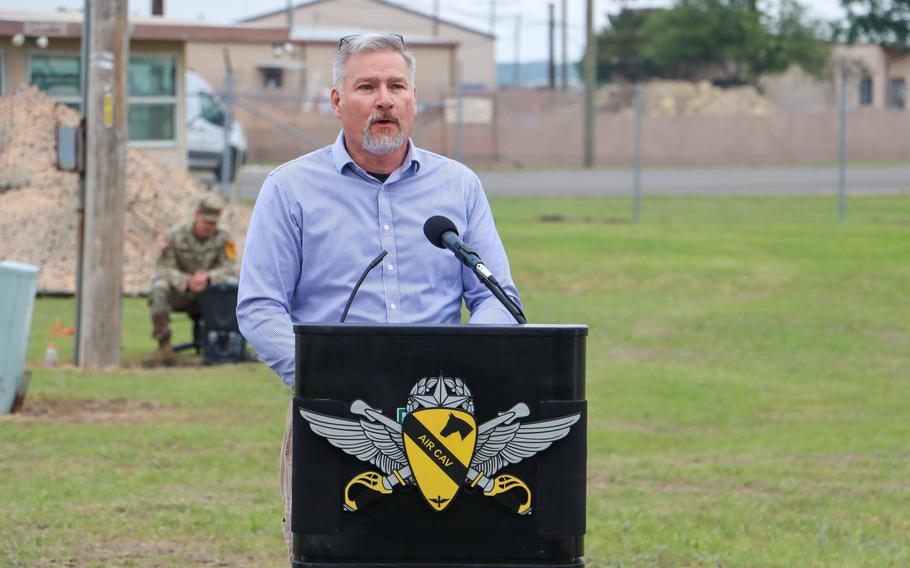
[{"xmin": 198, "ymin": 92, "xmax": 226, "ymax": 126}]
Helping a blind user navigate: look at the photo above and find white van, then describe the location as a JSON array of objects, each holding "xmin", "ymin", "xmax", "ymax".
[{"xmin": 185, "ymin": 70, "xmax": 247, "ymax": 182}]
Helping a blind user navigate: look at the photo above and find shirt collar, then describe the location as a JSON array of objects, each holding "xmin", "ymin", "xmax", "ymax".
[{"xmin": 331, "ymin": 130, "xmax": 422, "ymax": 177}]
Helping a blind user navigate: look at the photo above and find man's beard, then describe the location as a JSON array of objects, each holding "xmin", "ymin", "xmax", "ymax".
[{"xmin": 362, "ymin": 112, "xmax": 404, "ymax": 156}]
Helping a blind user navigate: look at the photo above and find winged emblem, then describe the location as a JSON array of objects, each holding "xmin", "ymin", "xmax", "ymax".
[{"xmin": 300, "ymin": 375, "xmax": 580, "ymax": 514}]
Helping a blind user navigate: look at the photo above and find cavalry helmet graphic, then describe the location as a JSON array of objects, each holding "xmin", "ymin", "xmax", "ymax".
[
  {"xmin": 407, "ymin": 376, "xmax": 475, "ymax": 415},
  {"xmin": 300, "ymin": 373, "xmax": 580, "ymax": 514}
]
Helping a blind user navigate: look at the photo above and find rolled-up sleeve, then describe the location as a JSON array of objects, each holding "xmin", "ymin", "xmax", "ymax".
[{"xmin": 237, "ymin": 175, "xmax": 301, "ymax": 385}]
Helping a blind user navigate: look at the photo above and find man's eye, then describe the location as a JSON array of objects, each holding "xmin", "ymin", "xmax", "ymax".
[{"xmin": 357, "ymin": 84, "xmax": 373, "ymax": 91}]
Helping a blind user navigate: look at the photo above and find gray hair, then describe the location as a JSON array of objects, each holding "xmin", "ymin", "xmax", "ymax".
[{"xmin": 333, "ymin": 32, "xmax": 416, "ymax": 94}]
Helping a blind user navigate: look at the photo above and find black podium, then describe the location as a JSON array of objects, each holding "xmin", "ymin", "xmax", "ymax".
[{"xmin": 292, "ymin": 324, "xmax": 587, "ymax": 568}]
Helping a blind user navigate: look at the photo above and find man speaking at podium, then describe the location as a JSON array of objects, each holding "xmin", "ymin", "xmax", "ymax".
[{"xmin": 236, "ymin": 33, "xmax": 522, "ymax": 552}]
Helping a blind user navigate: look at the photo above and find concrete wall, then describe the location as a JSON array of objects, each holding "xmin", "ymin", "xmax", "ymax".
[
  {"xmin": 238, "ymin": 88, "xmax": 910, "ymax": 168},
  {"xmin": 247, "ymin": 0, "xmax": 495, "ymax": 90}
]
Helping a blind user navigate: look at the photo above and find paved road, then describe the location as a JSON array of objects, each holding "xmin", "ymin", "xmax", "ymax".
[{"xmin": 218, "ymin": 165, "xmax": 910, "ymax": 201}]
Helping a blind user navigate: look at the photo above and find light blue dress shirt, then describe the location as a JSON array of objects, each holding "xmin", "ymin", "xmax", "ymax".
[{"xmin": 237, "ymin": 132, "xmax": 522, "ymax": 385}]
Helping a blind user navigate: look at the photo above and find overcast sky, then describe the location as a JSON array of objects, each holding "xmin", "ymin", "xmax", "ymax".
[{"xmin": 1, "ymin": 0, "xmax": 847, "ymax": 62}]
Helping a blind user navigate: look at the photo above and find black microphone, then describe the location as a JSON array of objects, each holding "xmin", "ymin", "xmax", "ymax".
[
  {"xmin": 423, "ymin": 216, "xmax": 526, "ymax": 324},
  {"xmin": 340, "ymin": 250, "xmax": 388, "ymax": 323},
  {"xmin": 423, "ymin": 215, "xmax": 494, "ymax": 280}
]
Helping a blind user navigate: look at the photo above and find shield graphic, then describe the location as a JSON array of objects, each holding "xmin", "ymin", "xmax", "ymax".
[{"xmin": 402, "ymin": 408, "xmax": 477, "ymax": 512}]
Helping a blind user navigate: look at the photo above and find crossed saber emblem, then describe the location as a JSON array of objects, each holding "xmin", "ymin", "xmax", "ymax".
[
  {"xmin": 301, "ymin": 396, "xmax": 580, "ymax": 515},
  {"xmin": 348, "ymin": 400, "xmax": 532, "ymax": 513}
]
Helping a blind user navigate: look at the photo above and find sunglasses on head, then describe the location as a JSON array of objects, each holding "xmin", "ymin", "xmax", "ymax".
[{"xmin": 338, "ymin": 33, "xmax": 406, "ymax": 50}]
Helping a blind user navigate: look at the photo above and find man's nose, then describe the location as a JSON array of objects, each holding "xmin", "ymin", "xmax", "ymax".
[{"xmin": 374, "ymin": 85, "xmax": 394, "ymax": 108}]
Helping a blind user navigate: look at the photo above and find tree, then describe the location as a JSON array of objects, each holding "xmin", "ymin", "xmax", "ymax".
[
  {"xmin": 581, "ymin": 0, "xmax": 830, "ymax": 85},
  {"xmin": 590, "ymin": 8, "xmax": 664, "ymax": 82},
  {"xmin": 841, "ymin": 0, "xmax": 910, "ymax": 46}
]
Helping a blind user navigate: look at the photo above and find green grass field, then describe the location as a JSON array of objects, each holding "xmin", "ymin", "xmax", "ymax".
[{"xmin": 2, "ymin": 196, "xmax": 909, "ymax": 567}]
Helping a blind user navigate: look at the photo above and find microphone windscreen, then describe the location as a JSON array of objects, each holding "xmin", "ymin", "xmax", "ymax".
[{"xmin": 423, "ymin": 215, "xmax": 458, "ymax": 248}]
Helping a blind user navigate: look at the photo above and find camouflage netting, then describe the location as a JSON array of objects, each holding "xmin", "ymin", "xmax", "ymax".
[{"xmin": 0, "ymin": 87, "xmax": 251, "ymax": 294}]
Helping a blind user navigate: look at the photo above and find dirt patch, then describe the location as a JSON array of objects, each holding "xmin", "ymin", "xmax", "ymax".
[
  {"xmin": 34, "ymin": 539, "xmax": 238, "ymax": 568},
  {"xmin": 5, "ymin": 397, "xmax": 173, "ymax": 425},
  {"xmin": 536, "ymin": 214, "xmax": 628, "ymax": 224}
]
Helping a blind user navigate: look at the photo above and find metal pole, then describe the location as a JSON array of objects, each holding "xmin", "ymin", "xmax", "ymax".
[
  {"xmin": 455, "ymin": 61, "xmax": 464, "ymax": 163},
  {"xmin": 512, "ymin": 15, "xmax": 521, "ymax": 86},
  {"xmin": 79, "ymin": 0, "xmax": 128, "ymax": 369},
  {"xmin": 583, "ymin": 0, "xmax": 595, "ymax": 168},
  {"xmin": 489, "ymin": 0, "xmax": 496, "ymax": 35},
  {"xmin": 433, "ymin": 0, "xmax": 440, "ymax": 37},
  {"xmin": 74, "ymin": 0, "xmax": 91, "ymax": 365},
  {"xmin": 838, "ymin": 62, "xmax": 847, "ymax": 224},
  {"xmin": 286, "ymin": 0, "xmax": 293, "ymax": 28},
  {"xmin": 220, "ymin": 48, "xmax": 235, "ymax": 198},
  {"xmin": 634, "ymin": 81, "xmax": 643, "ymax": 223},
  {"xmin": 548, "ymin": 3, "xmax": 556, "ymax": 90},
  {"xmin": 561, "ymin": 0, "xmax": 568, "ymax": 90}
]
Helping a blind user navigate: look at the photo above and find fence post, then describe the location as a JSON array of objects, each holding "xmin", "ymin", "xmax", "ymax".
[
  {"xmin": 838, "ymin": 62, "xmax": 847, "ymax": 225},
  {"xmin": 634, "ymin": 81, "xmax": 643, "ymax": 223},
  {"xmin": 220, "ymin": 48, "xmax": 235, "ymax": 199}
]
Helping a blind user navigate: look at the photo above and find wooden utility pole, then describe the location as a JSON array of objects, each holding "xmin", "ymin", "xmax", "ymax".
[
  {"xmin": 512, "ymin": 15, "xmax": 521, "ymax": 86},
  {"xmin": 561, "ymin": 0, "xmax": 568, "ymax": 90},
  {"xmin": 78, "ymin": 0, "xmax": 128, "ymax": 369},
  {"xmin": 583, "ymin": 0, "xmax": 596, "ymax": 167}
]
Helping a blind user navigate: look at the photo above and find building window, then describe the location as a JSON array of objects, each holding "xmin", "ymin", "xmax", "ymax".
[
  {"xmin": 128, "ymin": 55, "xmax": 178, "ymax": 141},
  {"xmin": 858, "ymin": 76, "xmax": 873, "ymax": 106},
  {"xmin": 261, "ymin": 67, "xmax": 284, "ymax": 89},
  {"xmin": 28, "ymin": 52, "xmax": 178, "ymax": 142},
  {"xmin": 29, "ymin": 53, "xmax": 81, "ymax": 107},
  {"xmin": 888, "ymin": 77, "xmax": 906, "ymax": 110}
]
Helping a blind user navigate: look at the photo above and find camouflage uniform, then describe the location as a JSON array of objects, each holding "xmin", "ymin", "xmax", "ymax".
[{"xmin": 148, "ymin": 197, "xmax": 238, "ymax": 343}]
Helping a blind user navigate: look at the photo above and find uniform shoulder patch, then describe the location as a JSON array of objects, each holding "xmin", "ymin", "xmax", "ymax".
[{"xmin": 224, "ymin": 240, "xmax": 237, "ymax": 261}]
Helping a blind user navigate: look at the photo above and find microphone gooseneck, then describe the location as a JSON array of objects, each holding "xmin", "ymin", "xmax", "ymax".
[
  {"xmin": 340, "ymin": 250, "xmax": 388, "ymax": 323},
  {"xmin": 422, "ymin": 215, "xmax": 526, "ymax": 324}
]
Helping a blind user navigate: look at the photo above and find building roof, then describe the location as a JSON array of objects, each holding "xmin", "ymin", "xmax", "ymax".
[
  {"xmin": 0, "ymin": 10, "xmax": 290, "ymax": 43},
  {"xmin": 289, "ymin": 25, "xmax": 458, "ymax": 47},
  {"xmin": 239, "ymin": 0, "xmax": 495, "ymax": 40}
]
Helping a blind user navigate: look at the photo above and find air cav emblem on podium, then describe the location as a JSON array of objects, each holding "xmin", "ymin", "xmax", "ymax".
[{"xmin": 300, "ymin": 374, "xmax": 580, "ymax": 515}]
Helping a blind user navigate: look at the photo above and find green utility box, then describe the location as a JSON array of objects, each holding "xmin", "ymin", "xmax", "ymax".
[{"xmin": 0, "ymin": 261, "xmax": 39, "ymax": 415}]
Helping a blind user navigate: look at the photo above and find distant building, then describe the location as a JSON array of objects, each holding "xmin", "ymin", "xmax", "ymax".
[
  {"xmin": 0, "ymin": 10, "xmax": 289, "ymax": 170},
  {"xmin": 762, "ymin": 43, "xmax": 910, "ymax": 112},
  {"xmin": 240, "ymin": 0, "xmax": 496, "ymax": 93}
]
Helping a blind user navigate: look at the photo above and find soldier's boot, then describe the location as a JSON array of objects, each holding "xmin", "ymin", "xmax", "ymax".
[
  {"xmin": 144, "ymin": 338, "xmax": 176, "ymax": 367},
  {"xmin": 144, "ymin": 312, "xmax": 175, "ymax": 367}
]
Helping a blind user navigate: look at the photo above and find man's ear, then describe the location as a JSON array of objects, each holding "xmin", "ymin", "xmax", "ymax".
[{"xmin": 331, "ymin": 88, "xmax": 342, "ymax": 119}]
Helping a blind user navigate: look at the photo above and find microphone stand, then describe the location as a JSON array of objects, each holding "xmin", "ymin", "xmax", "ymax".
[
  {"xmin": 341, "ymin": 250, "xmax": 388, "ymax": 323},
  {"xmin": 473, "ymin": 269, "xmax": 527, "ymax": 324}
]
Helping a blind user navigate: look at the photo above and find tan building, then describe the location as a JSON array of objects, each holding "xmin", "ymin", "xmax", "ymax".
[
  {"xmin": 185, "ymin": 29, "xmax": 458, "ymax": 108},
  {"xmin": 0, "ymin": 10, "xmax": 288, "ymax": 170},
  {"xmin": 240, "ymin": 0, "xmax": 496, "ymax": 92},
  {"xmin": 762, "ymin": 43, "xmax": 910, "ymax": 112}
]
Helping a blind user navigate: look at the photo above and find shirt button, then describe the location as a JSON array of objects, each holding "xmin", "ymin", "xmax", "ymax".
[
  {"xmin": 387, "ymin": 263, "xmax": 394, "ymax": 271},
  {"xmin": 384, "ymin": 224, "xmax": 390, "ymax": 231},
  {"xmin": 390, "ymin": 303, "xmax": 397, "ymax": 310}
]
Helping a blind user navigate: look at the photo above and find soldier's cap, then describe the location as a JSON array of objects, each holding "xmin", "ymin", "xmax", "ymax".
[{"xmin": 196, "ymin": 194, "xmax": 225, "ymax": 222}]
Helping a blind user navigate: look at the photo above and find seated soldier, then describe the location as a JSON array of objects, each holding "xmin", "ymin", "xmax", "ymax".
[{"xmin": 145, "ymin": 194, "xmax": 238, "ymax": 365}]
